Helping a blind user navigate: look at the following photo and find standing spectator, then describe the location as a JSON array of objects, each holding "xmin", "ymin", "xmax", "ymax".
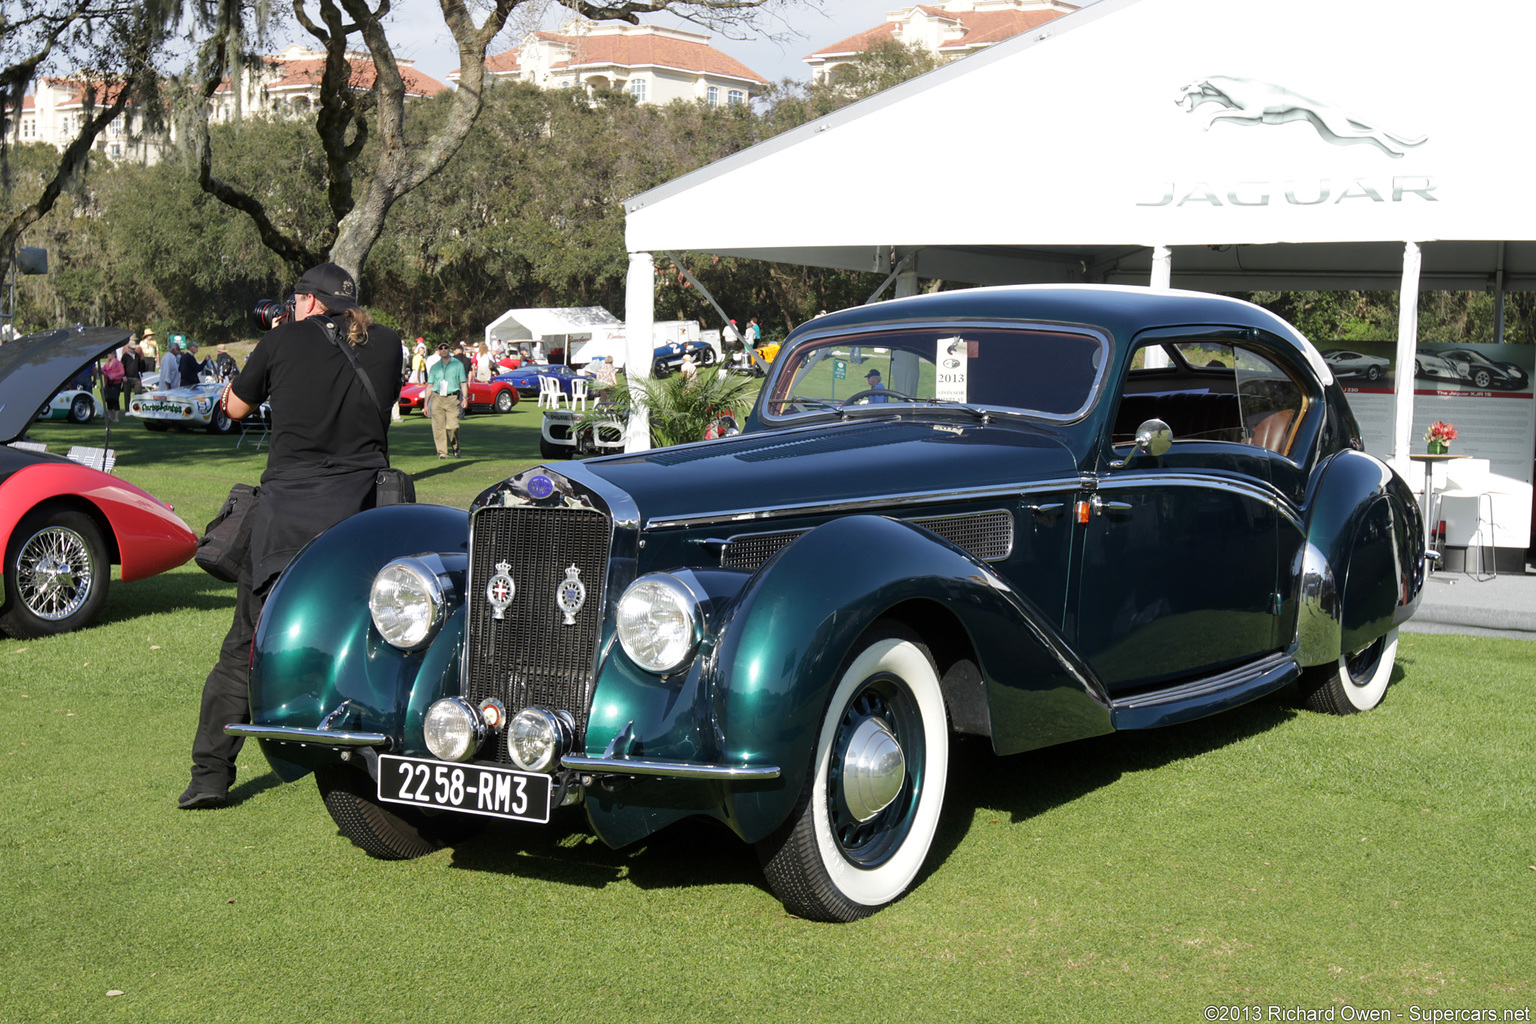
[
  {"xmin": 452, "ymin": 342, "xmax": 473, "ymax": 378},
  {"xmin": 475, "ymin": 342, "xmax": 493, "ymax": 382},
  {"xmin": 140, "ymin": 326, "xmax": 158, "ymax": 362},
  {"xmin": 680, "ymin": 352, "xmax": 697, "ymax": 379},
  {"xmin": 744, "ymin": 318, "xmax": 761, "ymax": 347},
  {"xmin": 121, "ymin": 337, "xmax": 146, "ymax": 396},
  {"xmin": 426, "ymin": 341, "xmax": 468, "ymax": 458},
  {"xmin": 160, "ymin": 341, "xmax": 182, "ymax": 391},
  {"xmin": 101, "ymin": 347, "xmax": 126, "ymax": 422},
  {"xmin": 180, "ymin": 342, "xmax": 204, "ymax": 385},
  {"xmin": 214, "ymin": 344, "xmax": 239, "ymax": 381},
  {"xmin": 179, "ymin": 262, "xmax": 402, "ymax": 810},
  {"xmin": 410, "ymin": 340, "xmax": 427, "ymax": 384},
  {"xmin": 723, "ymin": 319, "xmax": 741, "ymax": 349}
]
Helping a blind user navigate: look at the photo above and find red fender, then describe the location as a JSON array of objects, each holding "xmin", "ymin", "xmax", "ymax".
[{"xmin": 1, "ymin": 462, "xmax": 197, "ymax": 582}]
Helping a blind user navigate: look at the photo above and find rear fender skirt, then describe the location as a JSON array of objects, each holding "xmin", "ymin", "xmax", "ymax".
[{"xmin": 248, "ymin": 504, "xmax": 469, "ymax": 781}]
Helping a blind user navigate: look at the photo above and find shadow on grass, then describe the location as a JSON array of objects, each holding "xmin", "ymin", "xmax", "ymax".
[{"xmin": 99, "ymin": 566, "xmax": 237, "ymax": 622}]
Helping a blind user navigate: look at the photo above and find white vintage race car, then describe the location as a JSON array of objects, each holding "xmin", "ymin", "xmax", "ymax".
[
  {"xmin": 127, "ymin": 380, "xmax": 244, "ymax": 434},
  {"xmin": 35, "ymin": 388, "xmax": 103, "ymax": 424}
]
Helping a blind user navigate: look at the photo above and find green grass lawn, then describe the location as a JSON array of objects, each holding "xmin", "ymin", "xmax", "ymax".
[{"xmin": 2, "ymin": 411, "xmax": 1533, "ymax": 1023}]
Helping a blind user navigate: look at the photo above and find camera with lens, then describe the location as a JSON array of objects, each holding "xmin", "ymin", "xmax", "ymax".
[{"xmin": 251, "ymin": 296, "xmax": 295, "ymax": 331}]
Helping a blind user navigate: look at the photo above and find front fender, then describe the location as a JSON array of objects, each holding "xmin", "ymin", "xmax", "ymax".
[
  {"xmin": 249, "ymin": 503, "xmax": 468, "ymax": 781},
  {"xmin": 583, "ymin": 514, "xmax": 1110, "ymax": 848},
  {"xmin": 1297, "ymin": 451, "xmax": 1425, "ymax": 666}
]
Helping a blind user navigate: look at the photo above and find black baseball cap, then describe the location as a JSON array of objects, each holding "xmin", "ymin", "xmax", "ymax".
[
  {"xmin": 293, "ymin": 262, "xmax": 359, "ymax": 311},
  {"xmin": 866, "ymin": 368, "xmax": 882, "ymax": 379}
]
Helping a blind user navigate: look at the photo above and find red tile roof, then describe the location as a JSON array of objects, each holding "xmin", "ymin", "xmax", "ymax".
[
  {"xmin": 490, "ymin": 30, "xmax": 766, "ymax": 85},
  {"xmin": 808, "ymin": 6, "xmax": 1066, "ymax": 59},
  {"xmin": 250, "ymin": 56, "xmax": 449, "ymax": 98}
]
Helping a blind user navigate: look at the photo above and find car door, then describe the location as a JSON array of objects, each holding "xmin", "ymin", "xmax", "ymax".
[{"xmin": 1072, "ymin": 332, "xmax": 1291, "ymax": 695}]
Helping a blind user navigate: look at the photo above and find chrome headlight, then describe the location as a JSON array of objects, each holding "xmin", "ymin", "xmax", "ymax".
[
  {"xmin": 423, "ymin": 697, "xmax": 487, "ymax": 763},
  {"xmin": 506, "ymin": 707, "xmax": 575, "ymax": 773},
  {"xmin": 369, "ymin": 557, "xmax": 447, "ymax": 649},
  {"xmin": 616, "ymin": 573, "xmax": 702, "ymax": 674}
]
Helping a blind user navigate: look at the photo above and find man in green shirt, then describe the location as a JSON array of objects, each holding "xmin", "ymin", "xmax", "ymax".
[{"xmin": 425, "ymin": 342, "xmax": 469, "ymax": 457}]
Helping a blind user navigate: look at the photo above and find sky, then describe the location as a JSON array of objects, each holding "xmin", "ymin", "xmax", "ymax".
[{"xmin": 370, "ymin": 0, "xmax": 953, "ymax": 88}]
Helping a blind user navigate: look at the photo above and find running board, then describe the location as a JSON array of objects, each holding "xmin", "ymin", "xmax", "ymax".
[{"xmin": 1109, "ymin": 651, "xmax": 1299, "ymax": 730}]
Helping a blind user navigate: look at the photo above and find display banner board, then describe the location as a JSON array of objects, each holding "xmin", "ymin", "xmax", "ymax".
[{"xmin": 1332, "ymin": 341, "xmax": 1534, "ymax": 554}]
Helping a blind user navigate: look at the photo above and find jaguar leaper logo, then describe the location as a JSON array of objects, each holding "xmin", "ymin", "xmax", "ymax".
[
  {"xmin": 486, "ymin": 561, "xmax": 515, "ymax": 621},
  {"xmin": 555, "ymin": 565, "xmax": 586, "ymax": 626},
  {"xmin": 1176, "ymin": 76, "xmax": 1427, "ymax": 158}
]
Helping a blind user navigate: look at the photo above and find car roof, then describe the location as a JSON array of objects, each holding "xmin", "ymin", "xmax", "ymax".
[
  {"xmin": 0, "ymin": 326, "xmax": 129, "ymax": 443},
  {"xmin": 794, "ymin": 284, "xmax": 1333, "ymax": 384}
]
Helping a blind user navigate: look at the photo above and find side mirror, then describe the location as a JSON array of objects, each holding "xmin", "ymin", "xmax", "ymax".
[{"xmin": 1111, "ymin": 418, "xmax": 1172, "ymax": 468}]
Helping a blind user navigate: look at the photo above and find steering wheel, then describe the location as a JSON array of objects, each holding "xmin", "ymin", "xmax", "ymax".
[{"xmin": 842, "ymin": 388, "xmax": 916, "ymax": 405}]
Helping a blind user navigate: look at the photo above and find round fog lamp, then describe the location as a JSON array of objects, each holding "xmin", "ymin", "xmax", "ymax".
[
  {"xmin": 423, "ymin": 697, "xmax": 486, "ymax": 763},
  {"xmin": 507, "ymin": 707, "xmax": 574, "ymax": 773}
]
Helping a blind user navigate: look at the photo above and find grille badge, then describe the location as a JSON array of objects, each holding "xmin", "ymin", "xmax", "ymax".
[
  {"xmin": 556, "ymin": 564, "xmax": 587, "ymax": 625},
  {"xmin": 486, "ymin": 561, "xmax": 516, "ymax": 620}
]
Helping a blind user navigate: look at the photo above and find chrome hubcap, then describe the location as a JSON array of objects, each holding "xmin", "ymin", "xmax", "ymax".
[
  {"xmin": 17, "ymin": 526, "xmax": 93, "ymax": 620},
  {"xmin": 838, "ymin": 713, "xmax": 906, "ymax": 823}
]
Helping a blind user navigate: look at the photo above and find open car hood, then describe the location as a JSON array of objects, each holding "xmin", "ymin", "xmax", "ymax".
[{"xmin": 0, "ymin": 326, "xmax": 128, "ymax": 443}]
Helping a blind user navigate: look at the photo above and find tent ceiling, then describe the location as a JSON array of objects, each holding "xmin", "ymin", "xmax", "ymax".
[{"xmin": 625, "ymin": 0, "xmax": 1536, "ymax": 294}]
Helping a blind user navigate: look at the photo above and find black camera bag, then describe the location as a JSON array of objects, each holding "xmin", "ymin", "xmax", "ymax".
[{"xmin": 195, "ymin": 483, "xmax": 261, "ymax": 583}]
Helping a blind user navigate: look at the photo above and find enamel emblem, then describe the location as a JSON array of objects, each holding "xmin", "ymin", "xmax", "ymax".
[
  {"xmin": 555, "ymin": 564, "xmax": 586, "ymax": 625},
  {"xmin": 486, "ymin": 561, "xmax": 515, "ymax": 620}
]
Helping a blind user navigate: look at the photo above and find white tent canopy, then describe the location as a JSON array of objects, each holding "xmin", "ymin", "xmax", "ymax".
[
  {"xmin": 483, "ymin": 306, "xmax": 622, "ymax": 354},
  {"xmin": 622, "ymin": 0, "xmax": 1536, "ymax": 465}
]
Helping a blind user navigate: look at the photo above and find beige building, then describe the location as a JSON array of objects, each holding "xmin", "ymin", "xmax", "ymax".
[
  {"xmin": 804, "ymin": 0, "xmax": 1081, "ymax": 84},
  {"xmin": 6, "ymin": 46, "xmax": 449, "ymax": 163},
  {"xmin": 465, "ymin": 20, "xmax": 768, "ymax": 107}
]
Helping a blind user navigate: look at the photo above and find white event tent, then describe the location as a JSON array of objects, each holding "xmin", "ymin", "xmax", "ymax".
[{"xmin": 621, "ymin": 0, "xmax": 1536, "ymax": 490}]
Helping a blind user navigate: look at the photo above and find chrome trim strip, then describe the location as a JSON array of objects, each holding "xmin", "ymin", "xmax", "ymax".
[
  {"xmin": 225, "ymin": 724, "xmax": 390, "ymax": 747},
  {"xmin": 561, "ymin": 755, "xmax": 781, "ymax": 780},
  {"xmin": 1096, "ymin": 472, "xmax": 1303, "ymax": 532},
  {"xmin": 646, "ymin": 476, "xmax": 1088, "ymax": 531}
]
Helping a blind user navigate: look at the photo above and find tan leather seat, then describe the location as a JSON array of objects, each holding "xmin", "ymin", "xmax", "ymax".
[{"xmin": 1248, "ymin": 409, "xmax": 1295, "ymax": 453}]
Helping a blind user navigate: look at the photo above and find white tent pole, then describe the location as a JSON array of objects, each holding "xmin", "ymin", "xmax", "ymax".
[
  {"xmin": 1391, "ymin": 241, "xmax": 1423, "ymax": 477},
  {"xmin": 625, "ymin": 251, "xmax": 655, "ymax": 453},
  {"xmin": 1149, "ymin": 245, "xmax": 1172, "ymax": 289}
]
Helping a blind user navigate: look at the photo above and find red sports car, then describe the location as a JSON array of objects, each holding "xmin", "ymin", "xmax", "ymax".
[
  {"xmin": 1, "ymin": 327, "xmax": 198, "ymax": 637},
  {"xmin": 398, "ymin": 377, "xmax": 519, "ymax": 416}
]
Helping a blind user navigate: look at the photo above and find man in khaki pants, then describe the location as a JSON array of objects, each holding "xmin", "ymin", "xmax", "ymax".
[{"xmin": 426, "ymin": 341, "xmax": 468, "ymax": 457}]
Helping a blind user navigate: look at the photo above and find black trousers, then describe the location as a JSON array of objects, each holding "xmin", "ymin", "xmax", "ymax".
[{"xmin": 188, "ymin": 569, "xmax": 262, "ymax": 792}]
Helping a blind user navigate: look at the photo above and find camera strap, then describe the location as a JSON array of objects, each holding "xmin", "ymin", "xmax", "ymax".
[{"xmin": 314, "ymin": 315, "xmax": 390, "ymax": 431}]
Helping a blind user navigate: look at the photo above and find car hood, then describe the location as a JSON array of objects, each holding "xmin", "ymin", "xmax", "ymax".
[
  {"xmin": 568, "ymin": 418, "xmax": 1080, "ymax": 525},
  {"xmin": 0, "ymin": 326, "xmax": 128, "ymax": 443}
]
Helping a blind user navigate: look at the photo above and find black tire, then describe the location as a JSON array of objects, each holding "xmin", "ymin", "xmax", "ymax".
[
  {"xmin": 1473, "ymin": 369, "xmax": 1492, "ymax": 388},
  {"xmin": 653, "ymin": 360, "xmax": 671, "ymax": 378},
  {"xmin": 757, "ymin": 623, "xmax": 949, "ymax": 922},
  {"xmin": 144, "ymin": 420, "xmax": 169, "ymax": 432},
  {"xmin": 315, "ymin": 763, "xmax": 480, "ymax": 860},
  {"xmin": 68, "ymin": 394, "xmax": 94, "ymax": 424},
  {"xmin": 493, "ymin": 388, "xmax": 515, "ymax": 413},
  {"xmin": 1366, "ymin": 365, "xmax": 1381, "ymax": 381},
  {"xmin": 0, "ymin": 508, "xmax": 110, "ymax": 638},
  {"xmin": 696, "ymin": 347, "xmax": 715, "ymax": 366},
  {"xmin": 539, "ymin": 434, "xmax": 574, "ymax": 460},
  {"xmin": 1296, "ymin": 628, "xmax": 1398, "ymax": 715},
  {"xmin": 207, "ymin": 405, "xmax": 234, "ymax": 434}
]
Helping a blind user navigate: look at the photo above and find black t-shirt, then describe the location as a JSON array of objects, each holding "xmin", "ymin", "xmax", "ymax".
[{"xmin": 233, "ymin": 315, "xmax": 403, "ymax": 471}]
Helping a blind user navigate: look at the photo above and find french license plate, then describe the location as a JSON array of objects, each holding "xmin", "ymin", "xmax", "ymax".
[{"xmin": 378, "ymin": 754, "xmax": 552, "ymax": 823}]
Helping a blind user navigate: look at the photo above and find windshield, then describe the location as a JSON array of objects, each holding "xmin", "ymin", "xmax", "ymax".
[{"xmin": 761, "ymin": 325, "xmax": 1108, "ymax": 421}]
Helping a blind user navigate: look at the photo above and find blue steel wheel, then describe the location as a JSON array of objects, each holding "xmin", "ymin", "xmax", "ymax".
[{"xmin": 758, "ymin": 624, "xmax": 949, "ymax": 922}]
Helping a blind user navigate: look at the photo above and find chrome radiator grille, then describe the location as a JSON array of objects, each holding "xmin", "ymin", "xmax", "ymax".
[{"xmin": 466, "ymin": 504, "xmax": 612, "ymax": 762}]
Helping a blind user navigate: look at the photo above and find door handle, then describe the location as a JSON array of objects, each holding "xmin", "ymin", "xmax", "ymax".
[
  {"xmin": 1023, "ymin": 501, "xmax": 1066, "ymax": 523},
  {"xmin": 1090, "ymin": 495, "xmax": 1134, "ymax": 519}
]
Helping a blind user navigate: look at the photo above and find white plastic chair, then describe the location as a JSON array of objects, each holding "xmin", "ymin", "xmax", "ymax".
[
  {"xmin": 1436, "ymin": 459, "xmax": 1502, "ymax": 580},
  {"xmin": 538, "ymin": 375, "xmax": 566, "ymax": 410},
  {"xmin": 569, "ymin": 377, "xmax": 589, "ymax": 411}
]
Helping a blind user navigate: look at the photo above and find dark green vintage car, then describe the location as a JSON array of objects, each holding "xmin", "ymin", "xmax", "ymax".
[{"xmin": 231, "ymin": 285, "xmax": 1425, "ymax": 921}]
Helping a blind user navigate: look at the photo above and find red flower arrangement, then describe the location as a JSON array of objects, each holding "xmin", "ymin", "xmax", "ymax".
[{"xmin": 1424, "ymin": 420, "xmax": 1457, "ymax": 453}]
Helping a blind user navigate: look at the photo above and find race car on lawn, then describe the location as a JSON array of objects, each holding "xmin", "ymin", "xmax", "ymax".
[{"xmin": 128, "ymin": 378, "xmax": 250, "ymax": 434}]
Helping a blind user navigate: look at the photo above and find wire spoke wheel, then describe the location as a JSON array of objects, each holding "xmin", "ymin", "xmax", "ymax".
[{"xmin": 2, "ymin": 510, "xmax": 110, "ymax": 638}]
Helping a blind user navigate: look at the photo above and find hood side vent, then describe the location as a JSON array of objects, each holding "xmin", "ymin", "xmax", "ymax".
[{"xmin": 720, "ymin": 508, "xmax": 1014, "ymax": 572}]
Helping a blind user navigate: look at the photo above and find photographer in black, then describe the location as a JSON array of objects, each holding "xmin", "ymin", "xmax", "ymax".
[{"xmin": 179, "ymin": 263, "xmax": 403, "ymax": 809}]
